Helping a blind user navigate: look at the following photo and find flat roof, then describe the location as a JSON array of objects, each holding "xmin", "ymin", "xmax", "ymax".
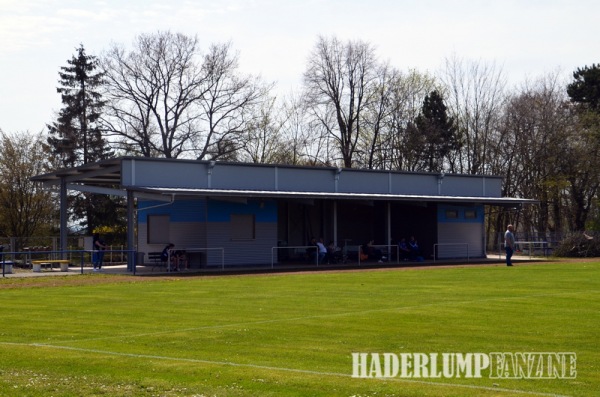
[{"xmin": 31, "ymin": 157, "xmax": 536, "ymax": 206}]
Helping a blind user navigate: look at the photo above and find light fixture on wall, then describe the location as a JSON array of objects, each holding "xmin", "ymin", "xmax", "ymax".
[
  {"xmin": 437, "ymin": 172, "xmax": 445, "ymax": 195},
  {"xmin": 207, "ymin": 160, "xmax": 216, "ymax": 188}
]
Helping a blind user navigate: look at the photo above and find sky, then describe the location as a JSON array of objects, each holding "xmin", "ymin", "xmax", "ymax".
[{"xmin": 0, "ymin": 0, "xmax": 598, "ymax": 134}]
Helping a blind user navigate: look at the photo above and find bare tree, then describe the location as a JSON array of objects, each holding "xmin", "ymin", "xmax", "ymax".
[
  {"xmin": 194, "ymin": 43, "xmax": 272, "ymax": 160},
  {"xmin": 357, "ymin": 62, "xmax": 398, "ymax": 170},
  {"xmin": 240, "ymin": 96, "xmax": 285, "ymax": 163},
  {"xmin": 303, "ymin": 36, "xmax": 378, "ymax": 168},
  {"xmin": 277, "ymin": 92, "xmax": 330, "ymax": 166},
  {"xmin": 101, "ymin": 32, "xmax": 270, "ymax": 160},
  {"xmin": 439, "ymin": 55, "xmax": 507, "ymax": 174},
  {"xmin": 101, "ymin": 32, "xmax": 206, "ymax": 158},
  {"xmin": 374, "ymin": 69, "xmax": 437, "ymax": 171},
  {"xmin": 490, "ymin": 72, "xmax": 598, "ymax": 240}
]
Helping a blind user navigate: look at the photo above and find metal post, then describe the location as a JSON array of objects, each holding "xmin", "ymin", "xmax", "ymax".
[
  {"xmin": 316, "ymin": 245, "xmax": 319, "ymax": 267},
  {"xmin": 60, "ymin": 178, "xmax": 68, "ymax": 259},
  {"xmin": 271, "ymin": 247, "xmax": 275, "ymax": 269},
  {"xmin": 127, "ymin": 189, "xmax": 135, "ymax": 273},
  {"xmin": 386, "ymin": 202, "xmax": 391, "ymax": 260},
  {"xmin": 358, "ymin": 245, "xmax": 361, "ymax": 266},
  {"xmin": 333, "ymin": 201, "xmax": 338, "ymax": 248}
]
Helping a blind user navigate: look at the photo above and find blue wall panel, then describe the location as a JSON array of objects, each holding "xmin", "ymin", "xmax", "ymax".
[
  {"xmin": 138, "ymin": 199, "xmax": 207, "ymax": 223},
  {"xmin": 207, "ymin": 199, "xmax": 277, "ymax": 223}
]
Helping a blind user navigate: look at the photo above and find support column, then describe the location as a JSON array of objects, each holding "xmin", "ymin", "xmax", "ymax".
[
  {"xmin": 60, "ymin": 178, "xmax": 68, "ymax": 258},
  {"xmin": 387, "ymin": 202, "xmax": 392, "ymax": 252},
  {"xmin": 127, "ymin": 189, "xmax": 135, "ymax": 272},
  {"xmin": 333, "ymin": 201, "xmax": 338, "ymax": 247}
]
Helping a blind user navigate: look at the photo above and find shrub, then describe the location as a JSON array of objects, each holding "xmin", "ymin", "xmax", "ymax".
[{"xmin": 552, "ymin": 232, "xmax": 600, "ymax": 257}]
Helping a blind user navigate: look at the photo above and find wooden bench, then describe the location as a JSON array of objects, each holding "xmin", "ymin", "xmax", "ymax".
[
  {"xmin": 147, "ymin": 252, "xmax": 167, "ymax": 271},
  {"xmin": 31, "ymin": 259, "xmax": 70, "ymax": 272}
]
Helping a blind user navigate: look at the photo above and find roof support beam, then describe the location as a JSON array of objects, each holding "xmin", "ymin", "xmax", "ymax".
[{"xmin": 67, "ymin": 184, "xmax": 127, "ymax": 197}]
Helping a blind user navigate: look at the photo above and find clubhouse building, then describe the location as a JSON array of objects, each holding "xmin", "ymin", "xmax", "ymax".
[{"xmin": 32, "ymin": 157, "xmax": 534, "ymax": 269}]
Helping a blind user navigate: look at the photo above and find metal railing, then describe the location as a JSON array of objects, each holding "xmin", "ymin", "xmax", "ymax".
[
  {"xmin": 183, "ymin": 247, "xmax": 225, "ymax": 270},
  {"xmin": 498, "ymin": 241, "xmax": 551, "ymax": 259},
  {"xmin": 433, "ymin": 243, "xmax": 469, "ymax": 262},
  {"xmin": 1, "ymin": 249, "xmax": 136, "ymax": 277},
  {"xmin": 271, "ymin": 246, "xmax": 320, "ymax": 268},
  {"xmin": 271, "ymin": 244, "xmax": 401, "ymax": 268}
]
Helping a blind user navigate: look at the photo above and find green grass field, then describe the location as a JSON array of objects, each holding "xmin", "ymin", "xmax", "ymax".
[{"xmin": 0, "ymin": 261, "xmax": 598, "ymax": 397}]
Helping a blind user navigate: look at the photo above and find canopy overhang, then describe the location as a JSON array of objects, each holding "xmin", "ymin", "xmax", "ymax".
[{"xmin": 133, "ymin": 186, "xmax": 535, "ymax": 207}]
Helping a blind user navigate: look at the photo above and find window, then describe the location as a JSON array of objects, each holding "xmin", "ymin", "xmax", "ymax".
[
  {"xmin": 465, "ymin": 210, "xmax": 477, "ymax": 219},
  {"xmin": 445, "ymin": 210, "xmax": 459, "ymax": 219},
  {"xmin": 231, "ymin": 214, "xmax": 255, "ymax": 240},
  {"xmin": 147, "ymin": 215, "xmax": 170, "ymax": 244}
]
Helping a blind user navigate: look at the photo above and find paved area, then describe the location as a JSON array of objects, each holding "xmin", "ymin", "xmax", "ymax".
[
  {"xmin": 1, "ymin": 264, "xmax": 144, "ymax": 278},
  {"xmin": 1, "ymin": 254, "xmax": 551, "ymax": 279}
]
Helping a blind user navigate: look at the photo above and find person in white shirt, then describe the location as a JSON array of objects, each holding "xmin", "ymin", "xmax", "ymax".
[{"xmin": 504, "ymin": 224, "xmax": 515, "ymax": 266}]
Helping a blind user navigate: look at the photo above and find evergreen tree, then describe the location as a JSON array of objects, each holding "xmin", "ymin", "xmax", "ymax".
[
  {"xmin": 47, "ymin": 45, "xmax": 122, "ymax": 234},
  {"xmin": 567, "ymin": 64, "xmax": 600, "ymax": 111},
  {"xmin": 48, "ymin": 44, "xmax": 109, "ymax": 166},
  {"xmin": 414, "ymin": 90, "xmax": 460, "ymax": 172},
  {"xmin": 566, "ymin": 64, "xmax": 600, "ymax": 231}
]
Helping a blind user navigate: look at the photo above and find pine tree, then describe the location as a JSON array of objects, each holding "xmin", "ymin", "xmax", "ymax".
[
  {"xmin": 567, "ymin": 64, "xmax": 600, "ymax": 112},
  {"xmin": 566, "ymin": 64, "xmax": 600, "ymax": 231},
  {"xmin": 414, "ymin": 90, "xmax": 460, "ymax": 172},
  {"xmin": 48, "ymin": 44, "xmax": 109, "ymax": 166},
  {"xmin": 47, "ymin": 45, "xmax": 122, "ymax": 235}
]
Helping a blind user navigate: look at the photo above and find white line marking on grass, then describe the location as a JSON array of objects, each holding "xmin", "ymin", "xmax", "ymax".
[
  {"xmin": 0, "ymin": 342, "xmax": 571, "ymax": 397},
  {"xmin": 51, "ymin": 289, "xmax": 599, "ymax": 344}
]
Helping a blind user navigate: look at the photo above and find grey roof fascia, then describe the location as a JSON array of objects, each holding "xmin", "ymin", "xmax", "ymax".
[{"xmin": 133, "ymin": 186, "xmax": 537, "ymax": 206}]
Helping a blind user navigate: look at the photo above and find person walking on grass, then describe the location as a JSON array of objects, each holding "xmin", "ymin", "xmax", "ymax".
[{"xmin": 504, "ymin": 224, "xmax": 515, "ymax": 266}]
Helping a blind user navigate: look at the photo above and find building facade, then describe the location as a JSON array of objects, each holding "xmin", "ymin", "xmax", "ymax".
[{"xmin": 32, "ymin": 157, "xmax": 534, "ymax": 269}]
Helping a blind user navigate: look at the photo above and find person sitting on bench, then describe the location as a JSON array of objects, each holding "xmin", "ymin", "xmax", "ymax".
[{"xmin": 161, "ymin": 243, "xmax": 181, "ymax": 271}]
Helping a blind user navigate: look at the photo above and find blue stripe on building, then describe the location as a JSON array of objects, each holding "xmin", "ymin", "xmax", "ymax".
[
  {"xmin": 138, "ymin": 200, "xmax": 207, "ymax": 223},
  {"xmin": 207, "ymin": 199, "xmax": 277, "ymax": 223}
]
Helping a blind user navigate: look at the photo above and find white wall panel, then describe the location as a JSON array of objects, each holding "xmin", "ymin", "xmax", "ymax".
[{"xmin": 437, "ymin": 223, "xmax": 484, "ymax": 259}]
